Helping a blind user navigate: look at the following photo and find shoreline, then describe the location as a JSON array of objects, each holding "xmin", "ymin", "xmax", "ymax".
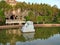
[
  {"xmin": 34, "ymin": 24, "xmax": 60, "ymax": 27},
  {"xmin": 0, "ymin": 25, "xmax": 22, "ymax": 29},
  {"xmin": 0, "ymin": 24, "xmax": 60, "ymax": 29}
]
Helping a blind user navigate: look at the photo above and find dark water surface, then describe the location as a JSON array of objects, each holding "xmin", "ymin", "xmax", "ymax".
[{"xmin": 0, "ymin": 27, "xmax": 60, "ymax": 45}]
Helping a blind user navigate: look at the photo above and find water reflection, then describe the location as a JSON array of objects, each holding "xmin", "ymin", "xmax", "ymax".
[
  {"xmin": 23, "ymin": 33, "xmax": 35, "ymax": 41},
  {"xmin": 6, "ymin": 29, "xmax": 22, "ymax": 45},
  {"xmin": 35, "ymin": 27, "xmax": 60, "ymax": 40},
  {"xmin": 0, "ymin": 29, "xmax": 22, "ymax": 45},
  {"xmin": 0, "ymin": 27, "xmax": 60, "ymax": 45}
]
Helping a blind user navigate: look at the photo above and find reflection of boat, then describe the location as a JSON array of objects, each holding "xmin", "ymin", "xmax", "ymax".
[
  {"xmin": 23, "ymin": 33, "xmax": 35, "ymax": 41},
  {"xmin": 21, "ymin": 21, "xmax": 35, "ymax": 32}
]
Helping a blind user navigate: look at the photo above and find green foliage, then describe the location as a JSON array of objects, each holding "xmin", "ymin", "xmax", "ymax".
[
  {"xmin": 22, "ymin": 3, "xmax": 60, "ymax": 24},
  {"xmin": 0, "ymin": 1, "xmax": 12, "ymax": 11},
  {"xmin": 0, "ymin": 9, "xmax": 5, "ymax": 25},
  {"xmin": 25, "ymin": 16, "xmax": 30, "ymax": 21},
  {"xmin": 0, "ymin": 1, "xmax": 60, "ymax": 24},
  {"xmin": 35, "ymin": 16, "xmax": 43, "ymax": 24},
  {"xmin": 25, "ymin": 11, "xmax": 35, "ymax": 21},
  {"xmin": 0, "ymin": 1, "xmax": 12, "ymax": 25}
]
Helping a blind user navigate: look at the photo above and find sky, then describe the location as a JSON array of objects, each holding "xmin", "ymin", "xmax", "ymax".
[{"xmin": 16, "ymin": 0, "xmax": 60, "ymax": 9}]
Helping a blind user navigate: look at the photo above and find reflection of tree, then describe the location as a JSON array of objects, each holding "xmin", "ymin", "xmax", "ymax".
[
  {"xmin": 10, "ymin": 35, "xmax": 16, "ymax": 45},
  {"xmin": 34, "ymin": 27, "xmax": 59, "ymax": 40},
  {"xmin": 0, "ymin": 27, "xmax": 60, "ymax": 44},
  {"xmin": 6, "ymin": 29, "xmax": 21, "ymax": 36},
  {"xmin": 0, "ymin": 29, "xmax": 24, "ymax": 45},
  {"xmin": 0, "ymin": 30, "xmax": 8, "ymax": 45}
]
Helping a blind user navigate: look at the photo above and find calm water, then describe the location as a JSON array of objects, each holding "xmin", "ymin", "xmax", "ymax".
[{"xmin": 0, "ymin": 27, "xmax": 60, "ymax": 45}]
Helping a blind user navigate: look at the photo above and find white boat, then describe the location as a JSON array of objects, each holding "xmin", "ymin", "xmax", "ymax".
[{"xmin": 21, "ymin": 21, "xmax": 35, "ymax": 32}]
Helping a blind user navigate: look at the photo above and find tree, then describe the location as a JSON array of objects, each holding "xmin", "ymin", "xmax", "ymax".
[
  {"xmin": 25, "ymin": 16, "xmax": 30, "ymax": 21},
  {"xmin": 25, "ymin": 11, "xmax": 35, "ymax": 21},
  {"xmin": 35, "ymin": 16, "xmax": 43, "ymax": 24},
  {"xmin": 0, "ymin": 9, "xmax": 5, "ymax": 25},
  {"xmin": 0, "ymin": 1, "xmax": 12, "ymax": 11}
]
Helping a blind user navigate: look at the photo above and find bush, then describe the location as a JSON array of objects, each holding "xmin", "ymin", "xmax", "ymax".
[{"xmin": 0, "ymin": 9, "xmax": 5, "ymax": 25}]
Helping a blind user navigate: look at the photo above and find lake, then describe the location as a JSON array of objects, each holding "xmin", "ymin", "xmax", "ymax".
[{"xmin": 0, "ymin": 27, "xmax": 60, "ymax": 45}]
